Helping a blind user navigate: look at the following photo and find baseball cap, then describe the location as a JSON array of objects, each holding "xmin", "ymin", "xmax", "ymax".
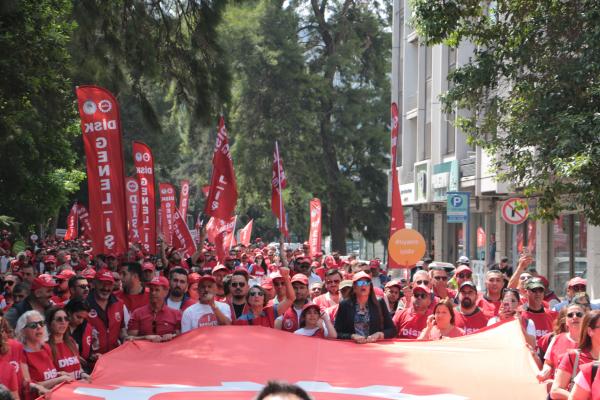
[
  {"xmin": 384, "ymin": 280, "xmax": 402, "ymax": 289},
  {"xmin": 352, "ymin": 271, "xmax": 371, "ymax": 283},
  {"xmin": 188, "ymin": 273, "xmax": 201, "ymax": 284},
  {"xmin": 369, "ymin": 259, "xmax": 381, "ymax": 268},
  {"xmin": 270, "ymin": 271, "xmax": 283, "ymax": 280},
  {"xmin": 455, "ymin": 265, "xmax": 473, "ymax": 275},
  {"xmin": 198, "ymin": 275, "xmax": 216, "ymax": 284},
  {"xmin": 261, "ymin": 278, "xmax": 273, "ymax": 290},
  {"xmin": 148, "ymin": 276, "xmax": 169, "ymax": 288},
  {"xmin": 413, "ymin": 285, "xmax": 431, "ymax": 295},
  {"xmin": 81, "ymin": 269, "xmax": 96, "ymax": 280},
  {"xmin": 526, "ymin": 278, "xmax": 545, "ymax": 290},
  {"xmin": 568, "ymin": 277, "xmax": 587, "ymax": 288},
  {"xmin": 459, "ymin": 281, "xmax": 477, "ymax": 291},
  {"xmin": 31, "ymin": 274, "xmax": 57, "ymax": 291},
  {"xmin": 291, "ymin": 274, "xmax": 309, "ymax": 286},
  {"xmin": 56, "ymin": 269, "xmax": 76, "ymax": 280},
  {"xmin": 142, "ymin": 262, "xmax": 156, "ymax": 271},
  {"xmin": 339, "ymin": 280, "xmax": 353, "ymax": 290},
  {"xmin": 212, "ymin": 264, "xmax": 230, "ymax": 275},
  {"xmin": 301, "ymin": 303, "xmax": 321, "ymax": 314},
  {"xmin": 95, "ymin": 269, "xmax": 115, "ymax": 283},
  {"xmin": 44, "ymin": 255, "xmax": 57, "ymax": 264},
  {"xmin": 457, "ymin": 256, "xmax": 470, "ymax": 265}
]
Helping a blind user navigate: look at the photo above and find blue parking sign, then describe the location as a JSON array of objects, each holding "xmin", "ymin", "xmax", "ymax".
[{"xmin": 447, "ymin": 192, "xmax": 469, "ymax": 223}]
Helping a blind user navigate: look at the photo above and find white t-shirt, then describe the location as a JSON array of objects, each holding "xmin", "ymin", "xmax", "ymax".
[
  {"xmin": 166, "ymin": 298, "xmax": 183, "ymax": 310},
  {"xmin": 294, "ymin": 326, "xmax": 329, "ymax": 337},
  {"xmin": 181, "ymin": 302, "xmax": 232, "ymax": 333}
]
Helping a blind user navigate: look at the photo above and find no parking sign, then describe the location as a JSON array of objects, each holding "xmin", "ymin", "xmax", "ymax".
[{"xmin": 502, "ymin": 198, "xmax": 529, "ymax": 225}]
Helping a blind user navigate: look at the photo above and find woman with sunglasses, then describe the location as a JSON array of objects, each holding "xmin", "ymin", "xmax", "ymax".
[
  {"xmin": 46, "ymin": 307, "xmax": 90, "ymax": 381},
  {"xmin": 487, "ymin": 288, "xmax": 537, "ymax": 348},
  {"xmin": 550, "ymin": 310, "xmax": 600, "ymax": 399},
  {"xmin": 233, "ymin": 277, "xmax": 295, "ymax": 328},
  {"xmin": 294, "ymin": 303, "xmax": 337, "ymax": 338},
  {"xmin": 418, "ymin": 298, "xmax": 464, "ymax": 340},
  {"xmin": 537, "ymin": 304, "xmax": 585, "ymax": 385},
  {"xmin": 334, "ymin": 271, "xmax": 396, "ymax": 344},
  {"xmin": 15, "ymin": 310, "xmax": 73, "ymax": 392},
  {"xmin": 0, "ymin": 316, "xmax": 19, "ymax": 400}
]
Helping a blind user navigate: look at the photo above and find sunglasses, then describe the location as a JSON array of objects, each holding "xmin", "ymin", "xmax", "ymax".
[
  {"xmin": 249, "ymin": 292, "xmax": 264, "ymax": 297},
  {"xmin": 4, "ymin": 281, "xmax": 15, "ymax": 286},
  {"xmin": 355, "ymin": 280, "xmax": 370, "ymax": 287},
  {"xmin": 529, "ymin": 288, "xmax": 544, "ymax": 293},
  {"xmin": 53, "ymin": 316, "xmax": 69, "ymax": 323},
  {"xmin": 25, "ymin": 321, "xmax": 45, "ymax": 329},
  {"xmin": 231, "ymin": 282, "xmax": 246, "ymax": 288},
  {"xmin": 567, "ymin": 312, "xmax": 584, "ymax": 318},
  {"xmin": 326, "ymin": 280, "xmax": 341, "ymax": 285},
  {"xmin": 415, "ymin": 280, "xmax": 430, "ymax": 286},
  {"xmin": 457, "ymin": 273, "xmax": 472, "ymax": 279},
  {"xmin": 434, "ymin": 276, "xmax": 448, "ymax": 281},
  {"xmin": 519, "ymin": 275, "xmax": 532, "ymax": 281},
  {"xmin": 413, "ymin": 293, "xmax": 428, "ymax": 299},
  {"xmin": 571, "ymin": 285, "xmax": 586, "ymax": 292},
  {"xmin": 77, "ymin": 285, "xmax": 90, "ymax": 290}
]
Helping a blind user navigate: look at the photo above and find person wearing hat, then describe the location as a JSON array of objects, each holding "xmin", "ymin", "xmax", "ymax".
[
  {"xmin": 275, "ymin": 273, "xmax": 311, "ymax": 333},
  {"xmin": 454, "ymin": 281, "xmax": 489, "ymax": 334},
  {"xmin": 127, "ymin": 276, "xmax": 181, "ymax": 342},
  {"xmin": 294, "ymin": 303, "xmax": 337, "ymax": 338},
  {"xmin": 5, "ymin": 274, "xmax": 56, "ymax": 329},
  {"xmin": 181, "ymin": 275, "xmax": 232, "ymax": 333},
  {"xmin": 393, "ymin": 285, "xmax": 433, "ymax": 339},
  {"xmin": 141, "ymin": 262, "xmax": 156, "ymax": 284},
  {"xmin": 43, "ymin": 255, "xmax": 57, "ymax": 275},
  {"xmin": 50, "ymin": 269, "xmax": 76, "ymax": 307},
  {"xmin": 454, "ymin": 265, "xmax": 473, "ymax": 290},
  {"xmin": 314, "ymin": 269, "xmax": 344, "ymax": 309},
  {"xmin": 294, "ymin": 256, "xmax": 322, "ymax": 287},
  {"xmin": 383, "ymin": 280, "xmax": 404, "ymax": 318},
  {"xmin": 67, "ymin": 276, "xmax": 91, "ymax": 303},
  {"xmin": 86, "ymin": 269, "xmax": 127, "ymax": 354},
  {"xmin": 553, "ymin": 277, "xmax": 599, "ymax": 312},
  {"xmin": 521, "ymin": 277, "xmax": 558, "ymax": 340},
  {"xmin": 211, "ymin": 264, "xmax": 231, "ymax": 301},
  {"xmin": 334, "ymin": 271, "xmax": 396, "ymax": 343}
]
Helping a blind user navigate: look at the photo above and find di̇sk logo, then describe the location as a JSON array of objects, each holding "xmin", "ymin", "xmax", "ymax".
[
  {"xmin": 127, "ymin": 180, "xmax": 139, "ymax": 192},
  {"xmin": 115, "ymin": 312, "xmax": 121, "ymax": 322},
  {"xmin": 89, "ymin": 309, "xmax": 98, "ymax": 318},
  {"xmin": 182, "ymin": 185, "xmax": 189, "ymax": 195},
  {"xmin": 98, "ymin": 99, "xmax": 112, "ymax": 113},
  {"xmin": 135, "ymin": 152, "xmax": 151, "ymax": 163},
  {"xmin": 83, "ymin": 100, "xmax": 97, "ymax": 115}
]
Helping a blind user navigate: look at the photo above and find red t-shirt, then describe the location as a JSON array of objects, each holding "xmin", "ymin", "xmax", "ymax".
[
  {"xmin": 558, "ymin": 350, "xmax": 595, "ymax": 376},
  {"xmin": 454, "ymin": 307, "xmax": 489, "ymax": 335},
  {"xmin": 233, "ymin": 306, "xmax": 277, "ymax": 328},
  {"xmin": 23, "ymin": 344, "xmax": 58, "ymax": 383},
  {"xmin": 547, "ymin": 333, "xmax": 578, "ymax": 369},
  {"xmin": 128, "ymin": 304, "xmax": 182, "ymax": 336},
  {"xmin": 577, "ymin": 361, "xmax": 600, "ymax": 400},
  {"xmin": 6, "ymin": 339, "xmax": 24, "ymax": 393},
  {"xmin": 118, "ymin": 288, "xmax": 150, "ymax": 313},
  {"xmin": 313, "ymin": 293, "xmax": 339, "ymax": 309},
  {"xmin": 53, "ymin": 341, "xmax": 82, "ymax": 379},
  {"xmin": 0, "ymin": 352, "xmax": 18, "ymax": 392},
  {"xmin": 477, "ymin": 294, "xmax": 501, "ymax": 319},
  {"xmin": 393, "ymin": 308, "xmax": 430, "ymax": 339},
  {"xmin": 521, "ymin": 307, "xmax": 557, "ymax": 340},
  {"xmin": 50, "ymin": 293, "xmax": 70, "ymax": 307}
]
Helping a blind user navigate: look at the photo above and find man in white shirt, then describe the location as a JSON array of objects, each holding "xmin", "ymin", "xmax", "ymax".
[{"xmin": 181, "ymin": 275, "xmax": 231, "ymax": 333}]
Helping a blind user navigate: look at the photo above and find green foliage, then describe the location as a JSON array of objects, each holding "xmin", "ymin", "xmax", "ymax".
[{"xmin": 411, "ymin": 0, "xmax": 600, "ymax": 224}]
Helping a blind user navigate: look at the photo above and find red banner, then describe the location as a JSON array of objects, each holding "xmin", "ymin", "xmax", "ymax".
[
  {"xmin": 171, "ymin": 209, "xmax": 197, "ymax": 259},
  {"xmin": 203, "ymin": 117, "xmax": 237, "ymax": 220},
  {"xmin": 389, "ymin": 102, "xmax": 406, "ymax": 268},
  {"xmin": 52, "ymin": 321, "xmax": 545, "ymax": 400},
  {"xmin": 64, "ymin": 203, "xmax": 79, "ymax": 241},
  {"xmin": 271, "ymin": 142, "xmax": 288, "ymax": 238},
  {"xmin": 238, "ymin": 219, "xmax": 253, "ymax": 247},
  {"xmin": 133, "ymin": 141, "xmax": 157, "ymax": 254},
  {"xmin": 125, "ymin": 177, "xmax": 141, "ymax": 244},
  {"xmin": 179, "ymin": 180, "xmax": 190, "ymax": 223},
  {"xmin": 77, "ymin": 205, "xmax": 92, "ymax": 240},
  {"xmin": 159, "ymin": 183, "xmax": 176, "ymax": 246},
  {"xmin": 309, "ymin": 198, "xmax": 322, "ymax": 256},
  {"xmin": 206, "ymin": 216, "xmax": 236, "ymax": 262},
  {"xmin": 76, "ymin": 85, "xmax": 127, "ymax": 256}
]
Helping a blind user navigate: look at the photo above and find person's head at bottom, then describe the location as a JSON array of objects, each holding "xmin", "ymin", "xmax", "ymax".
[{"xmin": 255, "ymin": 381, "xmax": 313, "ymax": 400}]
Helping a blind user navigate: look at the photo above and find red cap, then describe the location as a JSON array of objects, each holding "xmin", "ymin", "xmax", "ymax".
[
  {"xmin": 56, "ymin": 269, "xmax": 76, "ymax": 280},
  {"xmin": 81, "ymin": 269, "xmax": 96, "ymax": 280},
  {"xmin": 31, "ymin": 274, "xmax": 57, "ymax": 290},
  {"xmin": 455, "ymin": 265, "xmax": 473, "ymax": 275},
  {"xmin": 142, "ymin": 262, "xmax": 155, "ymax": 272},
  {"xmin": 413, "ymin": 285, "xmax": 431, "ymax": 295},
  {"xmin": 148, "ymin": 276, "xmax": 169, "ymax": 288},
  {"xmin": 291, "ymin": 274, "xmax": 309, "ymax": 286},
  {"xmin": 324, "ymin": 255, "xmax": 336, "ymax": 268},
  {"xmin": 212, "ymin": 264, "xmax": 230, "ymax": 275},
  {"xmin": 384, "ymin": 280, "xmax": 402, "ymax": 289},
  {"xmin": 261, "ymin": 278, "xmax": 273, "ymax": 290},
  {"xmin": 188, "ymin": 273, "xmax": 201, "ymax": 284},
  {"xmin": 95, "ymin": 269, "xmax": 115, "ymax": 283},
  {"xmin": 270, "ymin": 271, "xmax": 283, "ymax": 280},
  {"xmin": 44, "ymin": 255, "xmax": 57, "ymax": 264},
  {"xmin": 568, "ymin": 277, "xmax": 587, "ymax": 288},
  {"xmin": 352, "ymin": 271, "xmax": 372, "ymax": 283},
  {"xmin": 369, "ymin": 259, "xmax": 381, "ymax": 268},
  {"xmin": 233, "ymin": 267, "xmax": 250, "ymax": 279},
  {"xmin": 198, "ymin": 275, "xmax": 216, "ymax": 284},
  {"xmin": 315, "ymin": 252, "xmax": 323, "ymax": 257}
]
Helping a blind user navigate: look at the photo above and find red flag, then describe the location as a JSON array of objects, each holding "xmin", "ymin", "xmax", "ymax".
[
  {"xmin": 203, "ymin": 117, "xmax": 237, "ymax": 219},
  {"xmin": 201, "ymin": 185, "xmax": 210, "ymax": 198},
  {"xmin": 159, "ymin": 183, "xmax": 176, "ymax": 246},
  {"xmin": 125, "ymin": 177, "xmax": 141, "ymax": 244},
  {"xmin": 64, "ymin": 203, "xmax": 79, "ymax": 241},
  {"xmin": 271, "ymin": 142, "xmax": 288, "ymax": 238},
  {"xmin": 179, "ymin": 180, "xmax": 190, "ymax": 223},
  {"xmin": 77, "ymin": 205, "xmax": 92, "ymax": 240},
  {"xmin": 133, "ymin": 141, "xmax": 157, "ymax": 254},
  {"xmin": 389, "ymin": 102, "xmax": 406, "ymax": 268},
  {"xmin": 238, "ymin": 219, "xmax": 253, "ymax": 247},
  {"xmin": 308, "ymin": 198, "xmax": 322, "ymax": 256},
  {"xmin": 76, "ymin": 86, "xmax": 127, "ymax": 256},
  {"xmin": 171, "ymin": 209, "xmax": 197, "ymax": 259},
  {"xmin": 206, "ymin": 216, "xmax": 236, "ymax": 262}
]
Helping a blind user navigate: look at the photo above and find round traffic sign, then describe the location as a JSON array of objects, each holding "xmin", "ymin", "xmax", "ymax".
[
  {"xmin": 501, "ymin": 198, "xmax": 529, "ymax": 225},
  {"xmin": 388, "ymin": 229, "xmax": 426, "ymax": 267}
]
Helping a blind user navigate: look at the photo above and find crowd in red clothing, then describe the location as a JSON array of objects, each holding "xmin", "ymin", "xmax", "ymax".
[{"xmin": 0, "ymin": 232, "xmax": 599, "ymax": 399}]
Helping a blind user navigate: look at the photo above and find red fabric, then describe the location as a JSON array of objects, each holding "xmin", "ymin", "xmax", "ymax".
[
  {"xmin": 159, "ymin": 183, "xmax": 177, "ymax": 246},
  {"xmin": 388, "ymin": 102, "xmax": 405, "ymax": 269},
  {"xmin": 0, "ymin": 351, "xmax": 18, "ymax": 392},
  {"xmin": 578, "ymin": 361, "xmax": 600, "ymax": 400},
  {"xmin": 79, "ymin": 322, "xmax": 93, "ymax": 361},
  {"xmin": 557, "ymin": 350, "xmax": 595, "ymax": 375},
  {"xmin": 520, "ymin": 308, "xmax": 557, "ymax": 340},
  {"xmin": 393, "ymin": 308, "xmax": 429, "ymax": 339},
  {"xmin": 171, "ymin": 209, "xmax": 197, "ymax": 259},
  {"xmin": 271, "ymin": 143, "xmax": 288, "ymax": 238},
  {"xmin": 178, "ymin": 180, "xmax": 190, "ymax": 223},
  {"xmin": 50, "ymin": 293, "xmax": 70, "ymax": 307},
  {"xmin": 454, "ymin": 308, "xmax": 489, "ymax": 335},
  {"xmin": 118, "ymin": 289, "xmax": 150, "ymax": 313},
  {"xmin": 53, "ymin": 341, "xmax": 82, "ymax": 379},
  {"xmin": 203, "ymin": 117, "xmax": 238, "ymax": 220},
  {"xmin": 477, "ymin": 295, "xmax": 502, "ymax": 319},
  {"xmin": 125, "ymin": 177, "xmax": 142, "ymax": 244},
  {"xmin": 232, "ymin": 306, "xmax": 276, "ymax": 328},
  {"xmin": 64, "ymin": 203, "xmax": 79, "ymax": 241},
  {"xmin": 128, "ymin": 304, "xmax": 182, "ymax": 335},
  {"xmin": 23, "ymin": 344, "xmax": 58, "ymax": 383},
  {"xmin": 76, "ymin": 85, "xmax": 128, "ymax": 256},
  {"xmin": 206, "ymin": 216, "xmax": 236, "ymax": 263},
  {"xmin": 77, "ymin": 204, "xmax": 93, "ymax": 241},
  {"xmin": 132, "ymin": 141, "xmax": 157, "ymax": 254},
  {"xmin": 87, "ymin": 299, "xmax": 125, "ymax": 354},
  {"xmin": 238, "ymin": 220, "xmax": 253, "ymax": 247},
  {"xmin": 280, "ymin": 307, "xmax": 301, "ymax": 333},
  {"xmin": 547, "ymin": 333, "xmax": 578, "ymax": 370},
  {"xmin": 308, "ymin": 199, "xmax": 322, "ymax": 257}
]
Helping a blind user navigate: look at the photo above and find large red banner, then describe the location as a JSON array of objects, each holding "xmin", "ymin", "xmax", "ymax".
[
  {"xmin": 238, "ymin": 219, "xmax": 253, "ymax": 247},
  {"xmin": 52, "ymin": 321, "xmax": 545, "ymax": 399},
  {"xmin": 64, "ymin": 203, "xmax": 79, "ymax": 241},
  {"xmin": 179, "ymin": 180, "xmax": 190, "ymax": 223},
  {"xmin": 271, "ymin": 142, "xmax": 288, "ymax": 238},
  {"xmin": 203, "ymin": 117, "xmax": 237, "ymax": 220},
  {"xmin": 159, "ymin": 183, "xmax": 176, "ymax": 246},
  {"xmin": 133, "ymin": 141, "xmax": 156, "ymax": 254},
  {"xmin": 77, "ymin": 205, "xmax": 92, "ymax": 240},
  {"xmin": 171, "ymin": 209, "xmax": 196, "ymax": 259},
  {"xmin": 309, "ymin": 198, "xmax": 322, "ymax": 256},
  {"xmin": 389, "ymin": 102, "xmax": 406, "ymax": 268},
  {"xmin": 125, "ymin": 177, "xmax": 141, "ymax": 244},
  {"xmin": 76, "ymin": 86, "xmax": 127, "ymax": 255}
]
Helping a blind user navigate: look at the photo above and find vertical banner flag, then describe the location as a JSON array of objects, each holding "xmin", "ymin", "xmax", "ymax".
[
  {"xmin": 64, "ymin": 203, "xmax": 79, "ymax": 241},
  {"xmin": 206, "ymin": 216, "xmax": 237, "ymax": 262},
  {"xmin": 271, "ymin": 142, "xmax": 288, "ymax": 238},
  {"xmin": 389, "ymin": 102, "xmax": 406, "ymax": 268},
  {"xmin": 179, "ymin": 180, "xmax": 190, "ymax": 223},
  {"xmin": 125, "ymin": 177, "xmax": 141, "ymax": 244},
  {"xmin": 171, "ymin": 209, "xmax": 197, "ymax": 258},
  {"xmin": 133, "ymin": 141, "xmax": 157, "ymax": 254},
  {"xmin": 77, "ymin": 205, "xmax": 93, "ymax": 240},
  {"xmin": 76, "ymin": 85, "xmax": 127, "ymax": 255},
  {"xmin": 309, "ymin": 198, "xmax": 322, "ymax": 256},
  {"xmin": 238, "ymin": 219, "xmax": 253, "ymax": 247},
  {"xmin": 203, "ymin": 117, "xmax": 237, "ymax": 220},
  {"xmin": 159, "ymin": 183, "xmax": 176, "ymax": 246}
]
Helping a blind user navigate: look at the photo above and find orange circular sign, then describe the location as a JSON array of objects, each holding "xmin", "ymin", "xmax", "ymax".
[{"xmin": 388, "ymin": 229, "xmax": 426, "ymax": 267}]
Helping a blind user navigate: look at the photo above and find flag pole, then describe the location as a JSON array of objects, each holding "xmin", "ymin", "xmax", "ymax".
[
  {"xmin": 229, "ymin": 216, "xmax": 238, "ymax": 251},
  {"xmin": 275, "ymin": 141, "xmax": 284, "ymax": 240}
]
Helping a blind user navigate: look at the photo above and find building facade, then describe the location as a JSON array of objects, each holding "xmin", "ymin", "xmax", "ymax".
[{"xmin": 391, "ymin": 0, "xmax": 600, "ymax": 298}]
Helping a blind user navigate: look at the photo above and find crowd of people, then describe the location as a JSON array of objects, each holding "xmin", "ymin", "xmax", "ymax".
[{"xmin": 0, "ymin": 231, "xmax": 599, "ymax": 399}]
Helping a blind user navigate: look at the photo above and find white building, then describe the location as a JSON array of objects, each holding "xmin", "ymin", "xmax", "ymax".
[{"xmin": 391, "ymin": 0, "xmax": 600, "ymax": 298}]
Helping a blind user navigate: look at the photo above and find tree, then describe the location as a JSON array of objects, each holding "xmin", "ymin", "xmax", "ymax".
[{"xmin": 410, "ymin": 0, "xmax": 600, "ymax": 223}]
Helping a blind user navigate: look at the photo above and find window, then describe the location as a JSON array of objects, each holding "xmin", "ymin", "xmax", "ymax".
[{"xmin": 551, "ymin": 214, "xmax": 587, "ymax": 297}]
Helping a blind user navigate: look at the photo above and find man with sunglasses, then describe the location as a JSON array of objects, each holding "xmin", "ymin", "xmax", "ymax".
[
  {"xmin": 181, "ymin": 275, "xmax": 231, "ymax": 332},
  {"xmin": 68, "ymin": 276, "xmax": 91, "ymax": 303},
  {"xmin": 553, "ymin": 277, "xmax": 599, "ymax": 312},
  {"xmin": 429, "ymin": 265, "xmax": 456, "ymax": 300},
  {"xmin": 229, "ymin": 270, "xmax": 250, "ymax": 320},
  {"xmin": 521, "ymin": 278, "xmax": 558, "ymax": 340},
  {"xmin": 5, "ymin": 274, "xmax": 56, "ymax": 328},
  {"xmin": 294, "ymin": 256, "xmax": 322, "ymax": 287},
  {"xmin": 393, "ymin": 285, "xmax": 432, "ymax": 339},
  {"xmin": 454, "ymin": 281, "xmax": 489, "ymax": 334},
  {"xmin": 50, "ymin": 269, "xmax": 76, "ymax": 307},
  {"xmin": 1, "ymin": 274, "xmax": 18, "ymax": 310},
  {"xmin": 313, "ymin": 269, "xmax": 343, "ymax": 309}
]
